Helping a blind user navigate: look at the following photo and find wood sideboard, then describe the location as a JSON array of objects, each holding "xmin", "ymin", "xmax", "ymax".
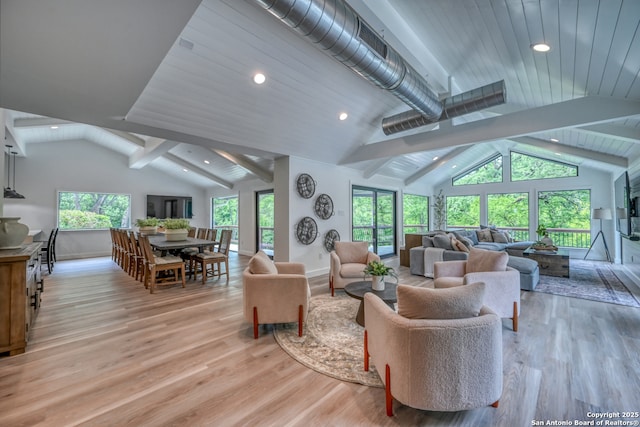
[{"xmin": 0, "ymin": 243, "xmax": 43, "ymax": 356}]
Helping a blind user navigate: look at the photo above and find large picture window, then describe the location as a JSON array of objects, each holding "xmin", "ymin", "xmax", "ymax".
[
  {"xmin": 488, "ymin": 192, "xmax": 530, "ymax": 240},
  {"xmin": 538, "ymin": 189, "xmax": 590, "ymax": 247},
  {"xmin": 403, "ymin": 194, "xmax": 429, "ymax": 237},
  {"xmin": 57, "ymin": 191, "xmax": 131, "ymax": 230},
  {"xmin": 446, "ymin": 195, "xmax": 480, "ymax": 229},
  {"xmin": 453, "ymin": 155, "xmax": 503, "ymax": 186},
  {"xmin": 212, "ymin": 196, "xmax": 239, "ymax": 251},
  {"xmin": 511, "ymin": 152, "xmax": 578, "ymax": 181}
]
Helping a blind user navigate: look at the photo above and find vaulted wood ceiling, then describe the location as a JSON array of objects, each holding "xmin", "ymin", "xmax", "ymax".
[{"xmin": 2, "ymin": 0, "xmax": 639, "ymax": 189}]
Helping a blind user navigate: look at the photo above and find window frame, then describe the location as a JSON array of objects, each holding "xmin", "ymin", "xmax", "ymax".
[{"xmin": 57, "ymin": 190, "xmax": 131, "ymax": 231}]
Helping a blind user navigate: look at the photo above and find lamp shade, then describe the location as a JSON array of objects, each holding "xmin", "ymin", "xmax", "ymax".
[
  {"xmin": 616, "ymin": 207, "xmax": 628, "ymax": 219},
  {"xmin": 592, "ymin": 208, "xmax": 612, "ymax": 220}
]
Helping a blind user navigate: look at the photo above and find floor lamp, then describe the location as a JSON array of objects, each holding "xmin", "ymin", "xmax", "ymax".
[{"xmin": 584, "ymin": 207, "xmax": 612, "ymax": 262}]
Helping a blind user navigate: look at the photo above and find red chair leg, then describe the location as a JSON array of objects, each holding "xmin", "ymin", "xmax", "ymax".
[
  {"xmin": 330, "ymin": 277, "xmax": 334, "ymax": 297},
  {"xmin": 513, "ymin": 301, "xmax": 518, "ymax": 332},
  {"xmin": 298, "ymin": 305, "xmax": 304, "ymax": 337},
  {"xmin": 364, "ymin": 330, "xmax": 369, "ymax": 372},
  {"xmin": 491, "ymin": 400, "xmax": 500, "ymax": 408},
  {"xmin": 385, "ymin": 364, "xmax": 393, "ymax": 416},
  {"xmin": 253, "ymin": 307, "xmax": 259, "ymax": 339}
]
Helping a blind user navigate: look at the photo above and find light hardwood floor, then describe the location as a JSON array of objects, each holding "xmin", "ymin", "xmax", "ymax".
[{"xmin": 1, "ymin": 254, "xmax": 639, "ymax": 426}]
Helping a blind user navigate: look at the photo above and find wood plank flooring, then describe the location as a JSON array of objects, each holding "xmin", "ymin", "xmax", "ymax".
[{"xmin": 1, "ymin": 254, "xmax": 639, "ymax": 426}]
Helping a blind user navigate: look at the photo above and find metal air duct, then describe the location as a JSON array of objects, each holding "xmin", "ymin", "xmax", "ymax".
[
  {"xmin": 381, "ymin": 80, "xmax": 507, "ymax": 135},
  {"xmin": 254, "ymin": 0, "xmax": 443, "ymax": 121}
]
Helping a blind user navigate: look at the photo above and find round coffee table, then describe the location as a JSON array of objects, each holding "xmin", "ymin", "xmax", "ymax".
[{"xmin": 344, "ymin": 281, "xmax": 398, "ymax": 326}]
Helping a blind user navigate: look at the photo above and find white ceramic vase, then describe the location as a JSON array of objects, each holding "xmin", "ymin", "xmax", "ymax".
[
  {"xmin": 371, "ymin": 275, "xmax": 385, "ymax": 291},
  {"xmin": 541, "ymin": 236, "xmax": 554, "ymax": 246},
  {"xmin": 138, "ymin": 226, "xmax": 158, "ymax": 235},
  {"xmin": 0, "ymin": 217, "xmax": 29, "ymax": 249}
]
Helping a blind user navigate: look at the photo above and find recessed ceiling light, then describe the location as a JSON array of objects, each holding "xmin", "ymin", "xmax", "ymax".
[
  {"xmin": 532, "ymin": 43, "xmax": 551, "ymax": 52},
  {"xmin": 452, "ymin": 165, "xmax": 457, "ymax": 169},
  {"xmin": 204, "ymin": 160, "xmax": 210, "ymax": 164},
  {"xmin": 432, "ymin": 156, "xmax": 439, "ymax": 161},
  {"xmin": 550, "ymin": 138, "xmax": 559, "ymax": 142},
  {"xmin": 183, "ymin": 168, "xmax": 189, "ymax": 172},
  {"xmin": 339, "ymin": 112, "xmax": 348, "ymax": 121},
  {"xmin": 555, "ymin": 153, "xmax": 561, "ymax": 156},
  {"xmin": 50, "ymin": 126, "xmax": 59, "ymax": 130},
  {"xmin": 253, "ymin": 73, "xmax": 266, "ymax": 84}
]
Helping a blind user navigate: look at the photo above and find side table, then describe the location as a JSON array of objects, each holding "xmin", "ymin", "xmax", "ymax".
[{"xmin": 344, "ymin": 281, "xmax": 398, "ymax": 326}]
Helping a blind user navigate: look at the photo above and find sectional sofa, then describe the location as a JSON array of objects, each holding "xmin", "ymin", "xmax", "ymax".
[{"xmin": 409, "ymin": 229, "xmax": 540, "ymax": 290}]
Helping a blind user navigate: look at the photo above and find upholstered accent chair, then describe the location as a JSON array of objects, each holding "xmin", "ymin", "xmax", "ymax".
[
  {"xmin": 433, "ymin": 248, "xmax": 521, "ymax": 331},
  {"xmin": 364, "ymin": 284, "xmax": 503, "ymax": 416},
  {"xmin": 329, "ymin": 241, "xmax": 380, "ymax": 296},
  {"xmin": 242, "ymin": 251, "xmax": 310, "ymax": 339}
]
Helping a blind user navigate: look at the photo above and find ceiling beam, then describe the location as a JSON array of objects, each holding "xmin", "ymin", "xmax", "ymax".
[
  {"xmin": 340, "ymin": 97, "xmax": 640, "ymax": 164},
  {"xmin": 574, "ymin": 123, "xmax": 640, "ymax": 144},
  {"xmin": 510, "ymin": 136, "xmax": 628, "ymax": 168},
  {"xmin": 104, "ymin": 129, "xmax": 145, "ymax": 147},
  {"xmin": 211, "ymin": 149, "xmax": 273, "ymax": 183},
  {"xmin": 363, "ymin": 158, "xmax": 395, "ymax": 179},
  {"xmin": 405, "ymin": 146, "xmax": 471, "ymax": 186},
  {"xmin": 13, "ymin": 117, "xmax": 73, "ymax": 128},
  {"xmin": 129, "ymin": 137, "xmax": 179, "ymax": 169},
  {"xmin": 164, "ymin": 153, "xmax": 234, "ymax": 189}
]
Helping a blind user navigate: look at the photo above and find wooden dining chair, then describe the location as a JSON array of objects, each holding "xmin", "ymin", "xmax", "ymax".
[
  {"xmin": 138, "ymin": 234, "xmax": 186, "ymax": 294},
  {"xmin": 128, "ymin": 232, "xmax": 145, "ymax": 282},
  {"xmin": 193, "ymin": 229, "xmax": 232, "ymax": 284}
]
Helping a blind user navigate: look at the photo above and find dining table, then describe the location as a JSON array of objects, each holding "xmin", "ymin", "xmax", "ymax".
[{"xmin": 147, "ymin": 236, "xmax": 217, "ymax": 256}]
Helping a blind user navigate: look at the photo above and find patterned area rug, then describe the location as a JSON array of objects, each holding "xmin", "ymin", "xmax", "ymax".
[
  {"xmin": 273, "ymin": 294, "xmax": 384, "ymax": 388},
  {"xmin": 535, "ymin": 260, "xmax": 640, "ymax": 307}
]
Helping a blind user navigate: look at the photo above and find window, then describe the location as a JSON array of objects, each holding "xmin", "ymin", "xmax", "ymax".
[
  {"xmin": 352, "ymin": 186, "xmax": 396, "ymax": 257},
  {"xmin": 453, "ymin": 154, "xmax": 503, "ymax": 185},
  {"xmin": 538, "ymin": 190, "xmax": 590, "ymax": 247},
  {"xmin": 256, "ymin": 190, "xmax": 274, "ymax": 256},
  {"xmin": 488, "ymin": 192, "xmax": 529, "ymax": 240},
  {"xmin": 57, "ymin": 191, "xmax": 131, "ymax": 230},
  {"xmin": 212, "ymin": 196, "xmax": 238, "ymax": 251},
  {"xmin": 403, "ymin": 194, "xmax": 429, "ymax": 237},
  {"xmin": 446, "ymin": 195, "xmax": 480, "ymax": 229},
  {"xmin": 511, "ymin": 152, "xmax": 578, "ymax": 181}
]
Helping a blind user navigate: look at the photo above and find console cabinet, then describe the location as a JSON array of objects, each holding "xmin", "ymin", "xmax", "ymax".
[{"xmin": 0, "ymin": 243, "xmax": 42, "ymax": 356}]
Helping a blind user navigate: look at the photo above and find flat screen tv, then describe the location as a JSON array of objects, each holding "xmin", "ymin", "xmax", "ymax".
[
  {"xmin": 146, "ymin": 195, "xmax": 193, "ymax": 219},
  {"xmin": 614, "ymin": 171, "xmax": 632, "ymax": 236}
]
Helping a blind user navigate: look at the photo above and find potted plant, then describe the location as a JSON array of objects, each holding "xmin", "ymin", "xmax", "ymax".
[
  {"xmin": 161, "ymin": 218, "xmax": 191, "ymax": 241},
  {"xmin": 136, "ymin": 217, "xmax": 160, "ymax": 235},
  {"xmin": 534, "ymin": 224, "xmax": 556, "ymax": 250},
  {"xmin": 432, "ymin": 189, "xmax": 446, "ymax": 231},
  {"xmin": 363, "ymin": 260, "xmax": 397, "ymax": 291}
]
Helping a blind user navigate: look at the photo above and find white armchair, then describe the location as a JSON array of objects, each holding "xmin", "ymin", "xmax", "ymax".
[
  {"xmin": 243, "ymin": 251, "xmax": 310, "ymax": 339},
  {"xmin": 364, "ymin": 284, "xmax": 503, "ymax": 416},
  {"xmin": 434, "ymin": 248, "xmax": 520, "ymax": 331},
  {"xmin": 329, "ymin": 241, "xmax": 379, "ymax": 296}
]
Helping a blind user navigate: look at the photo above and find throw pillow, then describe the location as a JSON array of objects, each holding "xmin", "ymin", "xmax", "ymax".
[
  {"xmin": 249, "ymin": 250, "xmax": 278, "ymax": 274},
  {"xmin": 452, "ymin": 237, "xmax": 470, "ymax": 252},
  {"xmin": 491, "ymin": 229, "xmax": 509, "ymax": 243},
  {"xmin": 422, "ymin": 236, "xmax": 434, "ymax": 247},
  {"xmin": 432, "ymin": 234, "xmax": 454, "ymax": 250},
  {"xmin": 334, "ymin": 241, "xmax": 368, "ymax": 264},
  {"xmin": 466, "ymin": 248, "xmax": 508, "ymax": 273},
  {"xmin": 460, "ymin": 236, "xmax": 475, "ymax": 248},
  {"xmin": 476, "ymin": 228, "xmax": 493, "ymax": 242},
  {"xmin": 397, "ymin": 282, "xmax": 486, "ymax": 319}
]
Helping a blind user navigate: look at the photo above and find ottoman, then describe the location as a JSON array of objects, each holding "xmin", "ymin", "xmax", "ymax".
[{"xmin": 507, "ymin": 256, "xmax": 540, "ymax": 291}]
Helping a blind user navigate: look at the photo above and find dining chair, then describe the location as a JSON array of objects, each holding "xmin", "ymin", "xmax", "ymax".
[
  {"xmin": 193, "ymin": 229, "xmax": 232, "ymax": 284},
  {"xmin": 39, "ymin": 228, "xmax": 57, "ymax": 274},
  {"xmin": 138, "ymin": 234, "xmax": 186, "ymax": 294},
  {"xmin": 128, "ymin": 232, "xmax": 145, "ymax": 282}
]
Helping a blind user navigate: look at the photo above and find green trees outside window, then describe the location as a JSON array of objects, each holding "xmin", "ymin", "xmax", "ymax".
[
  {"xmin": 403, "ymin": 194, "xmax": 429, "ymax": 236},
  {"xmin": 511, "ymin": 152, "xmax": 578, "ymax": 181},
  {"xmin": 453, "ymin": 155, "xmax": 503, "ymax": 186},
  {"xmin": 538, "ymin": 190, "xmax": 590, "ymax": 247},
  {"xmin": 488, "ymin": 192, "xmax": 529, "ymax": 240},
  {"xmin": 352, "ymin": 186, "xmax": 396, "ymax": 257},
  {"xmin": 446, "ymin": 195, "xmax": 480, "ymax": 229},
  {"xmin": 212, "ymin": 196, "xmax": 238, "ymax": 244},
  {"xmin": 58, "ymin": 191, "xmax": 131, "ymax": 230}
]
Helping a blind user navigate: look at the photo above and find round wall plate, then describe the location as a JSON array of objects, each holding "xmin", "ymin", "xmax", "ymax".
[
  {"xmin": 296, "ymin": 173, "xmax": 316, "ymax": 199},
  {"xmin": 296, "ymin": 216, "xmax": 318, "ymax": 245},
  {"xmin": 314, "ymin": 193, "xmax": 334, "ymax": 220},
  {"xmin": 323, "ymin": 229, "xmax": 340, "ymax": 252}
]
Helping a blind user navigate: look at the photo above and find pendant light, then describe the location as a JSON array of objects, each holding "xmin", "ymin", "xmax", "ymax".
[{"xmin": 4, "ymin": 144, "xmax": 25, "ymax": 199}]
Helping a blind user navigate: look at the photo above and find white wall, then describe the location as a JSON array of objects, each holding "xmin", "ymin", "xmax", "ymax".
[{"xmin": 2, "ymin": 140, "xmax": 208, "ymax": 259}]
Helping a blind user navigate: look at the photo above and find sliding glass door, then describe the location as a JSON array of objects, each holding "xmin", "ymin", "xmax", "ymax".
[
  {"xmin": 352, "ymin": 186, "xmax": 396, "ymax": 257},
  {"xmin": 256, "ymin": 190, "xmax": 274, "ymax": 257}
]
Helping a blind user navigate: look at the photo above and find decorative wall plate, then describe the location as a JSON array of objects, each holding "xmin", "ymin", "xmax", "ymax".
[
  {"xmin": 323, "ymin": 229, "xmax": 340, "ymax": 252},
  {"xmin": 314, "ymin": 193, "xmax": 334, "ymax": 220},
  {"xmin": 296, "ymin": 173, "xmax": 316, "ymax": 199},
  {"xmin": 295, "ymin": 216, "xmax": 318, "ymax": 245}
]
